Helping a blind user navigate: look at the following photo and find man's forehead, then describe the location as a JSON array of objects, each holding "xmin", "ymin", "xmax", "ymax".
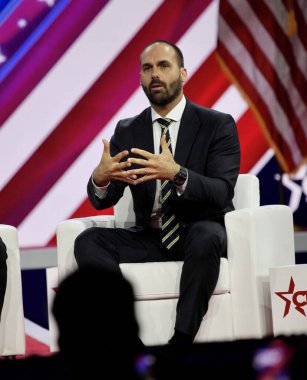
[{"xmin": 141, "ymin": 43, "xmax": 175, "ymax": 63}]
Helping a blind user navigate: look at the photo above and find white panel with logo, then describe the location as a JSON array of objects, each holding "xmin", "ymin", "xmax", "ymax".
[{"xmin": 270, "ymin": 264, "xmax": 307, "ymax": 336}]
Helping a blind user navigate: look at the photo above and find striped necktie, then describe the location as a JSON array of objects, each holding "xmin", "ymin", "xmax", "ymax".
[{"xmin": 156, "ymin": 118, "xmax": 180, "ymax": 250}]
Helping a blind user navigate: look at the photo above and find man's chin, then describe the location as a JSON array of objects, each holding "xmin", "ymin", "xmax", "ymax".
[
  {"xmin": 148, "ymin": 93, "xmax": 168, "ymax": 106},
  {"xmin": 149, "ymin": 88, "xmax": 165, "ymax": 97},
  {"xmin": 150, "ymin": 98, "xmax": 169, "ymax": 106}
]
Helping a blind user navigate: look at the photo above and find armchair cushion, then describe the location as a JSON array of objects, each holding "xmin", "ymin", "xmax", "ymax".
[{"xmin": 120, "ymin": 258, "xmax": 229, "ymax": 300}]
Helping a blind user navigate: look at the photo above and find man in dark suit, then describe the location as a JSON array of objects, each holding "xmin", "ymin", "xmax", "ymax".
[{"xmin": 74, "ymin": 40, "xmax": 240, "ymax": 345}]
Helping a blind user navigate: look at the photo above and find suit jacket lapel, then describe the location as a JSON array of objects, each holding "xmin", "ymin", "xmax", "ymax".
[
  {"xmin": 174, "ymin": 101, "xmax": 200, "ymax": 165},
  {"xmin": 132, "ymin": 108, "xmax": 155, "ymax": 154}
]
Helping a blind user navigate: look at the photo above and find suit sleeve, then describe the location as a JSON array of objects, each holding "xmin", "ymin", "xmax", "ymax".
[
  {"xmin": 177, "ymin": 114, "xmax": 240, "ymax": 211},
  {"xmin": 87, "ymin": 122, "xmax": 128, "ymax": 210}
]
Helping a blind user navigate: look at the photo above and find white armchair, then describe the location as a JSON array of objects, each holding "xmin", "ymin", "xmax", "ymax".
[
  {"xmin": 0, "ymin": 225, "xmax": 25, "ymax": 357},
  {"xmin": 55, "ymin": 174, "xmax": 295, "ymax": 346}
]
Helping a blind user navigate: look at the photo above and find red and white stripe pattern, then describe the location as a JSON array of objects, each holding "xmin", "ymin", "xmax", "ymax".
[
  {"xmin": 217, "ymin": 0, "xmax": 307, "ymax": 175},
  {"xmin": 0, "ymin": 0, "xmax": 272, "ymax": 248}
]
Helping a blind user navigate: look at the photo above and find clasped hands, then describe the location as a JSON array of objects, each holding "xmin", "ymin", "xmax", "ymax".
[{"xmin": 92, "ymin": 134, "xmax": 180, "ymax": 187}]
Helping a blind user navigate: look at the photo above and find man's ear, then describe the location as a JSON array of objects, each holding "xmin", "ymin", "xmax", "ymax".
[{"xmin": 181, "ymin": 68, "xmax": 187, "ymax": 83}]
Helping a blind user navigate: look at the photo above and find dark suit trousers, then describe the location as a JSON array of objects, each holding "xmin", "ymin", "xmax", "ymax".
[
  {"xmin": 0, "ymin": 238, "xmax": 7, "ymax": 320},
  {"xmin": 74, "ymin": 220, "xmax": 227, "ymax": 339}
]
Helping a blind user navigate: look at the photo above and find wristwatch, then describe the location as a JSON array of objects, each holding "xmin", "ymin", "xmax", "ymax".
[{"xmin": 173, "ymin": 166, "xmax": 188, "ymax": 186}]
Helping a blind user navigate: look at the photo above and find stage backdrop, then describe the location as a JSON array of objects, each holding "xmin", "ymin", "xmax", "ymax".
[{"xmin": 0, "ymin": 0, "xmax": 306, "ymax": 249}]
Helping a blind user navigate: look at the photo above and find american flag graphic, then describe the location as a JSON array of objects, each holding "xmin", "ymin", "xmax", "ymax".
[
  {"xmin": 217, "ymin": 0, "xmax": 307, "ymax": 175},
  {"xmin": 0, "ymin": 0, "xmax": 306, "ymax": 250}
]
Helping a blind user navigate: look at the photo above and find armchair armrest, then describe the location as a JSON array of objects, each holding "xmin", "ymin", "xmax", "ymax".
[
  {"xmin": 0, "ymin": 224, "xmax": 25, "ymax": 356},
  {"xmin": 225, "ymin": 205, "xmax": 295, "ymax": 339},
  {"xmin": 56, "ymin": 215, "xmax": 115, "ymax": 282}
]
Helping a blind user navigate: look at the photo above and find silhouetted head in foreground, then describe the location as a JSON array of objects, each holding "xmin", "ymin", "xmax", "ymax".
[{"xmin": 52, "ymin": 266, "xmax": 141, "ymax": 377}]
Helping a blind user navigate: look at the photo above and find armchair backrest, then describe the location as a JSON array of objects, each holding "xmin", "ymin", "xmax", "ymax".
[
  {"xmin": 114, "ymin": 186, "xmax": 135, "ymax": 228},
  {"xmin": 114, "ymin": 174, "xmax": 260, "ymax": 228}
]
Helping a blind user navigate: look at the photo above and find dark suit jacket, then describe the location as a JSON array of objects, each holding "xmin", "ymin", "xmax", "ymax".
[{"xmin": 87, "ymin": 99, "xmax": 241, "ymax": 227}]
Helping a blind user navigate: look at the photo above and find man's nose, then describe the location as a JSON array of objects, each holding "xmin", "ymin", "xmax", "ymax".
[{"xmin": 151, "ymin": 67, "xmax": 159, "ymax": 78}]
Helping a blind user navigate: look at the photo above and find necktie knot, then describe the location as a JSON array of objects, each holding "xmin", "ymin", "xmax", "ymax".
[{"xmin": 156, "ymin": 118, "xmax": 172, "ymax": 132}]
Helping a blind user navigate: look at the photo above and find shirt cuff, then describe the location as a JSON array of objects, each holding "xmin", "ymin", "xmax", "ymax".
[{"xmin": 92, "ymin": 175, "xmax": 109, "ymax": 199}]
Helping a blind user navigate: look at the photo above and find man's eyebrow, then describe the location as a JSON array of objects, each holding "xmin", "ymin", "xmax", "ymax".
[
  {"xmin": 141, "ymin": 62, "xmax": 152, "ymax": 69},
  {"xmin": 141, "ymin": 60, "xmax": 171, "ymax": 68},
  {"xmin": 157, "ymin": 60, "xmax": 170, "ymax": 65}
]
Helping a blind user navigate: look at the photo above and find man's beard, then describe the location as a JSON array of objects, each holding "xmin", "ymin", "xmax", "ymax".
[{"xmin": 142, "ymin": 76, "xmax": 182, "ymax": 106}]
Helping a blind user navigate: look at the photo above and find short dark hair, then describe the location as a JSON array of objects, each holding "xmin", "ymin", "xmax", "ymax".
[{"xmin": 141, "ymin": 40, "xmax": 184, "ymax": 68}]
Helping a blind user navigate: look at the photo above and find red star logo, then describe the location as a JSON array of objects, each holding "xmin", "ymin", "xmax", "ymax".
[{"xmin": 275, "ymin": 276, "xmax": 307, "ymax": 317}]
